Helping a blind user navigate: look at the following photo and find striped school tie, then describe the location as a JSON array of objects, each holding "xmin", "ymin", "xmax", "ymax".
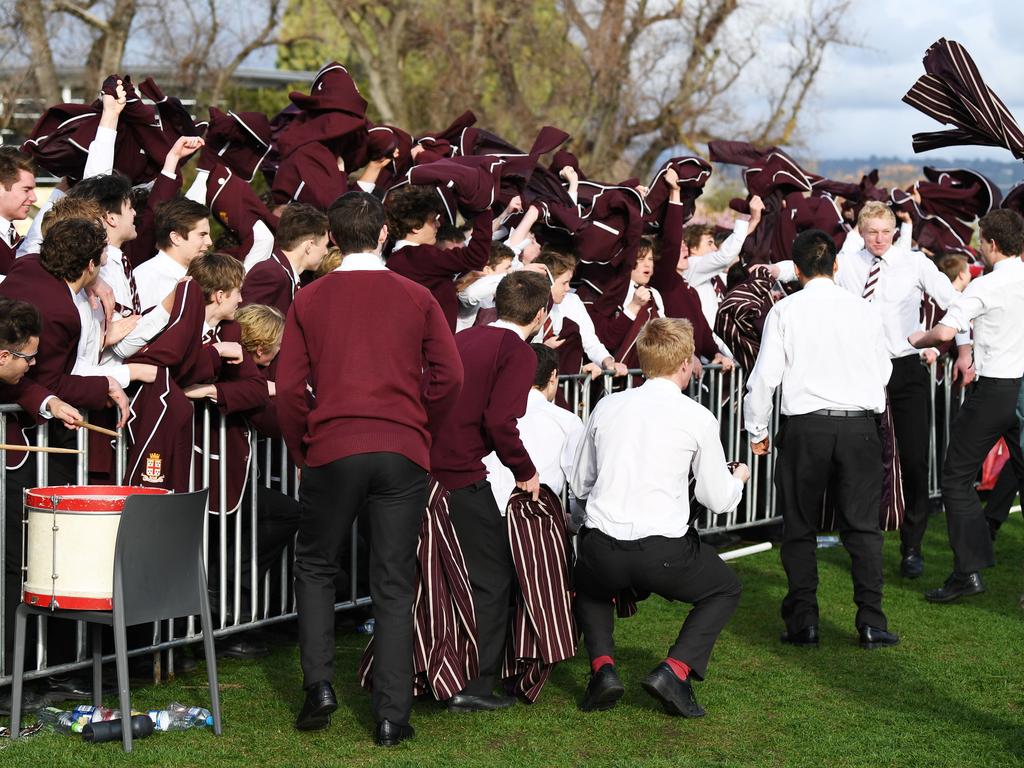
[
  {"xmin": 862, "ymin": 255, "xmax": 882, "ymax": 301},
  {"xmin": 123, "ymin": 259, "xmax": 141, "ymax": 315}
]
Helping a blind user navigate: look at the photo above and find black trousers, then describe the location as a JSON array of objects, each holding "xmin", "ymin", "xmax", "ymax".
[
  {"xmin": 941, "ymin": 376, "xmax": 1024, "ymax": 573},
  {"xmin": 573, "ymin": 526, "xmax": 740, "ymax": 680},
  {"xmin": 294, "ymin": 452, "xmax": 426, "ymax": 726},
  {"xmin": 888, "ymin": 355, "xmax": 932, "ymax": 551},
  {"xmin": 447, "ymin": 481, "xmax": 513, "ymax": 697},
  {"xmin": 775, "ymin": 414, "xmax": 886, "ymax": 632},
  {"xmin": 982, "ymin": 449, "xmax": 1024, "ymax": 535}
]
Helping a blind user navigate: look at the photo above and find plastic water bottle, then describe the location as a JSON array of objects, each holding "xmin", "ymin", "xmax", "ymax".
[
  {"xmin": 816, "ymin": 535, "xmax": 842, "ymax": 549},
  {"xmin": 354, "ymin": 618, "xmax": 375, "ymax": 635},
  {"xmin": 35, "ymin": 706, "xmax": 84, "ymax": 734},
  {"xmin": 161, "ymin": 702, "xmax": 214, "ymax": 730},
  {"xmin": 71, "ymin": 704, "xmax": 122, "ymax": 723}
]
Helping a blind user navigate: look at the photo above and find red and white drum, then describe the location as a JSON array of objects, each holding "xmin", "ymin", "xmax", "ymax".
[{"xmin": 23, "ymin": 485, "xmax": 169, "ymax": 610}]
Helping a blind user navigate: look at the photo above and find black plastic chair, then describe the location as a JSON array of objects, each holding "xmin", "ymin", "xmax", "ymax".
[{"xmin": 10, "ymin": 489, "xmax": 222, "ymax": 751}]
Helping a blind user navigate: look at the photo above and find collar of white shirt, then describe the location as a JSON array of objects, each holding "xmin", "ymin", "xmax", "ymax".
[
  {"xmin": 0, "ymin": 215, "xmax": 13, "ymax": 246},
  {"xmin": 334, "ymin": 252, "xmax": 387, "ymax": 271},
  {"xmin": 802, "ymin": 276, "xmax": 835, "ymax": 291},
  {"xmin": 155, "ymin": 250, "xmax": 188, "ymax": 276},
  {"xmin": 489, "ymin": 319, "xmax": 528, "ymax": 340},
  {"xmin": 991, "ymin": 256, "xmax": 1020, "ymax": 272},
  {"xmin": 107, "ymin": 244, "xmax": 124, "ymax": 264},
  {"xmin": 392, "ymin": 239, "xmax": 418, "ymax": 252},
  {"xmin": 527, "ymin": 387, "xmax": 548, "ymax": 407},
  {"xmin": 642, "ymin": 376, "xmax": 684, "ymax": 396}
]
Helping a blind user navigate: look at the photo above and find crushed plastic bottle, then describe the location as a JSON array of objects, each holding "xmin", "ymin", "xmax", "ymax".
[
  {"xmin": 35, "ymin": 707, "xmax": 84, "ymax": 734},
  {"xmin": 146, "ymin": 702, "xmax": 213, "ymax": 731},
  {"xmin": 354, "ymin": 618, "xmax": 375, "ymax": 635},
  {"xmin": 816, "ymin": 535, "xmax": 842, "ymax": 549}
]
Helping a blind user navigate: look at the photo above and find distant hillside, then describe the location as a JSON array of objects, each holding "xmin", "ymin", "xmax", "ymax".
[{"xmin": 800, "ymin": 156, "xmax": 1024, "ymax": 193}]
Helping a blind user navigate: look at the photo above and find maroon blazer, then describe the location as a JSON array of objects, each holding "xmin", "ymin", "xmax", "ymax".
[
  {"xmin": 386, "ymin": 211, "xmax": 492, "ymax": 333},
  {"xmin": 241, "ymin": 250, "xmax": 296, "ymax": 317},
  {"xmin": 647, "ymin": 202, "xmax": 718, "ymax": 359},
  {"xmin": 0, "ymin": 236, "xmax": 17, "ymax": 276},
  {"xmin": 0, "ymin": 255, "xmax": 109, "ymax": 409}
]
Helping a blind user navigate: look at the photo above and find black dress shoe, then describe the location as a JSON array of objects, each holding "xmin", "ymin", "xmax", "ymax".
[
  {"xmin": 780, "ymin": 625, "xmax": 819, "ymax": 646},
  {"xmin": 446, "ymin": 693, "xmax": 516, "ymax": 713},
  {"xmin": 375, "ymin": 719, "xmax": 415, "ymax": 747},
  {"xmin": 217, "ymin": 636, "xmax": 271, "ymax": 660},
  {"xmin": 295, "ymin": 681, "xmax": 337, "ymax": 731},
  {"xmin": 640, "ymin": 663, "xmax": 705, "ymax": 718},
  {"xmin": 580, "ymin": 664, "xmax": 625, "ymax": 712},
  {"xmin": 925, "ymin": 571, "xmax": 985, "ymax": 603},
  {"xmin": 859, "ymin": 625, "xmax": 900, "ymax": 649},
  {"xmin": 43, "ymin": 672, "xmax": 102, "ymax": 702},
  {"xmin": 900, "ymin": 548, "xmax": 924, "ymax": 579}
]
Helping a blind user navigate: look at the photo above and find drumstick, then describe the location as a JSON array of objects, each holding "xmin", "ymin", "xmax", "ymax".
[
  {"xmin": 74, "ymin": 420, "xmax": 119, "ymax": 438},
  {"xmin": 0, "ymin": 444, "xmax": 83, "ymax": 454}
]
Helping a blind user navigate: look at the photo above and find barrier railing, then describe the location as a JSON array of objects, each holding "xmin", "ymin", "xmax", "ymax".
[
  {"xmin": 0, "ymin": 402, "xmax": 371, "ymax": 686},
  {"xmin": 0, "ymin": 356, "xmax": 966, "ymax": 687}
]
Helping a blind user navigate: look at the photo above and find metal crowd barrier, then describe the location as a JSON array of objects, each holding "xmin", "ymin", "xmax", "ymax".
[
  {"xmin": 0, "ymin": 356, "xmax": 969, "ymax": 687},
  {"xmin": 0, "ymin": 402, "xmax": 371, "ymax": 686}
]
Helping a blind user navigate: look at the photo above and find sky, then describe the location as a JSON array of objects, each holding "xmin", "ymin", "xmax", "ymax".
[{"xmin": 803, "ymin": 0, "xmax": 1024, "ymax": 159}]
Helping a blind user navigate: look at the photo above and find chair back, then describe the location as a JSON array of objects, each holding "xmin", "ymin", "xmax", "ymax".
[{"xmin": 112, "ymin": 489, "xmax": 210, "ymax": 626}]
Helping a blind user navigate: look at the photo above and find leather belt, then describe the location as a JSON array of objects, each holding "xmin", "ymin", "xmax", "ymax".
[{"xmin": 808, "ymin": 409, "xmax": 874, "ymax": 418}]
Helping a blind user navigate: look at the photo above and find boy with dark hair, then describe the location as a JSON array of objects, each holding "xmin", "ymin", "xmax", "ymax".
[
  {"xmin": 746, "ymin": 229, "xmax": 896, "ymax": 650},
  {"xmin": 430, "ymin": 270, "xmax": 549, "ymax": 712},
  {"xmin": 134, "ymin": 197, "xmax": 212, "ymax": 310},
  {"xmin": 277, "ymin": 190, "xmax": 462, "ymax": 744},
  {"xmin": 385, "ymin": 185, "xmax": 493, "ymax": 332},
  {"xmin": 242, "ymin": 202, "xmax": 329, "ymax": 316}
]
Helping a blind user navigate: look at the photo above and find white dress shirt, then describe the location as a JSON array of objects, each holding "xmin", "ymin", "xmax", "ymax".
[
  {"xmin": 134, "ymin": 251, "xmax": 188, "ymax": 311},
  {"xmin": 334, "ymin": 251, "xmax": 388, "ymax": 272},
  {"xmin": 685, "ymin": 219, "xmax": 748, "ymax": 328},
  {"xmin": 571, "ymin": 377, "xmax": 743, "ymax": 540},
  {"xmin": 743, "ymin": 277, "xmax": 891, "ymax": 442},
  {"xmin": 834, "ymin": 227, "xmax": 955, "ymax": 359},
  {"xmin": 98, "ymin": 245, "xmax": 171, "ymax": 360},
  {"xmin": 529, "ymin": 292, "xmax": 613, "ymax": 366},
  {"xmin": 621, "ymin": 282, "xmax": 665, "ymax": 319},
  {"xmin": 457, "ymin": 272, "xmax": 503, "ymax": 332},
  {"xmin": 938, "ymin": 256, "xmax": 1024, "ymax": 378},
  {"xmin": 484, "ymin": 388, "xmax": 585, "ymax": 512},
  {"xmin": 70, "ymin": 288, "xmax": 131, "ymax": 388}
]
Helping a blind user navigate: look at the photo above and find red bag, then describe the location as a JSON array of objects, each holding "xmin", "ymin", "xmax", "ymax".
[{"xmin": 978, "ymin": 438, "xmax": 1010, "ymax": 491}]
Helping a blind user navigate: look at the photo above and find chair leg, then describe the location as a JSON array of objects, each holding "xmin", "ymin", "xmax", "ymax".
[
  {"xmin": 10, "ymin": 604, "xmax": 28, "ymax": 739},
  {"xmin": 91, "ymin": 623, "xmax": 103, "ymax": 707},
  {"xmin": 113, "ymin": 614, "xmax": 133, "ymax": 753},
  {"xmin": 199, "ymin": 575, "xmax": 222, "ymax": 735}
]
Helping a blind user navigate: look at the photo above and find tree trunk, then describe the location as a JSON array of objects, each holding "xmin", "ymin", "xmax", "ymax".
[{"xmin": 15, "ymin": 0, "xmax": 61, "ymax": 105}]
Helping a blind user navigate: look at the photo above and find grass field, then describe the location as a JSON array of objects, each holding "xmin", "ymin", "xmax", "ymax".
[{"xmin": 2, "ymin": 514, "xmax": 1022, "ymax": 768}]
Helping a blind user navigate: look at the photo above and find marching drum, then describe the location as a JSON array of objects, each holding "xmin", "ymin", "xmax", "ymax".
[{"xmin": 22, "ymin": 485, "xmax": 169, "ymax": 610}]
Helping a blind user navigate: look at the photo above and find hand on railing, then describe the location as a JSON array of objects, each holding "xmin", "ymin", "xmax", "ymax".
[
  {"xmin": 106, "ymin": 377, "xmax": 129, "ymax": 428},
  {"xmin": 750, "ymin": 437, "xmax": 770, "ymax": 456},
  {"xmin": 732, "ymin": 463, "xmax": 751, "ymax": 483},
  {"xmin": 711, "ymin": 353, "xmax": 734, "ymax": 373},
  {"xmin": 47, "ymin": 398, "xmax": 82, "ymax": 430},
  {"xmin": 183, "ymin": 384, "xmax": 218, "ymax": 402}
]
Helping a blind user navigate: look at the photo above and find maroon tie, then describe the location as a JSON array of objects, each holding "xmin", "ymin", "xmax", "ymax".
[
  {"xmin": 123, "ymin": 259, "xmax": 141, "ymax": 315},
  {"xmin": 862, "ymin": 256, "xmax": 882, "ymax": 301}
]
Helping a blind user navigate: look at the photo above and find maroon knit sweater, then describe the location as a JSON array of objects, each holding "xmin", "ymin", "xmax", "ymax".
[
  {"xmin": 277, "ymin": 265, "xmax": 463, "ymax": 469},
  {"xmin": 430, "ymin": 325, "xmax": 536, "ymax": 490}
]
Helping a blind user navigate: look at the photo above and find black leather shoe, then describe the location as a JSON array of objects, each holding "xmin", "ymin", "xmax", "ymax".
[
  {"xmin": 900, "ymin": 548, "xmax": 924, "ymax": 579},
  {"xmin": 446, "ymin": 693, "xmax": 516, "ymax": 713},
  {"xmin": 640, "ymin": 663, "xmax": 705, "ymax": 718},
  {"xmin": 780, "ymin": 625, "xmax": 819, "ymax": 646},
  {"xmin": 859, "ymin": 625, "xmax": 900, "ymax": 649},
  {"xmin": 580, "ymin": 664, "xmax": 625, "ymax": 712},
  {"xmin": 43, "ymin": 672, "xmax": 106, "ymax": 702},
  {"xmin": 375, "ymin": 719, "xmax": 415, "ymax": 747},
  {"xmin": 217, "ymin": 637, "xmax": 271, "ymax": 660},
  {"xmin": 925, "ymin": 571, "xmax": 985, "ymax": 603},
  {"xmin": 295, "ymin": 681, "xmax": 337, "ymax": 731}
]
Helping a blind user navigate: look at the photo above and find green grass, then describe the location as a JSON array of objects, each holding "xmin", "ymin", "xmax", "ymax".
[{"xmin": 3, "ymin": 514, "xmax": 1023, "ymax": 768}]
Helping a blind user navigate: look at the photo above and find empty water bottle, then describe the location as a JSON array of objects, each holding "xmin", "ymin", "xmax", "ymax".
[
  {"xmin": 71, "ymin": 705, "xmax": 122, "ymax": 724},
  {"xmin": 35, "ymin": 707, "xmax": 84, "ymax": 734},
  {"xmin": 354, "ymin": 618, "xmax": 375, "ymax": 635}
]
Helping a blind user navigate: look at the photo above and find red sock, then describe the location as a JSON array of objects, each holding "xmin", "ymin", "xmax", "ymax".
[
  {"xmin": 591, "ymin": 655, "xmax": 614, "ymax": 673},
  {"xmin": 664, "ymin": 657, "xmax": 691, "ymax": 681}
]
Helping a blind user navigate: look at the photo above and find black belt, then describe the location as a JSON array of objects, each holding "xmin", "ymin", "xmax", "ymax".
[{"xmin": 807, "ymin": 409, "xmax": 875, "ymax": 418}]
